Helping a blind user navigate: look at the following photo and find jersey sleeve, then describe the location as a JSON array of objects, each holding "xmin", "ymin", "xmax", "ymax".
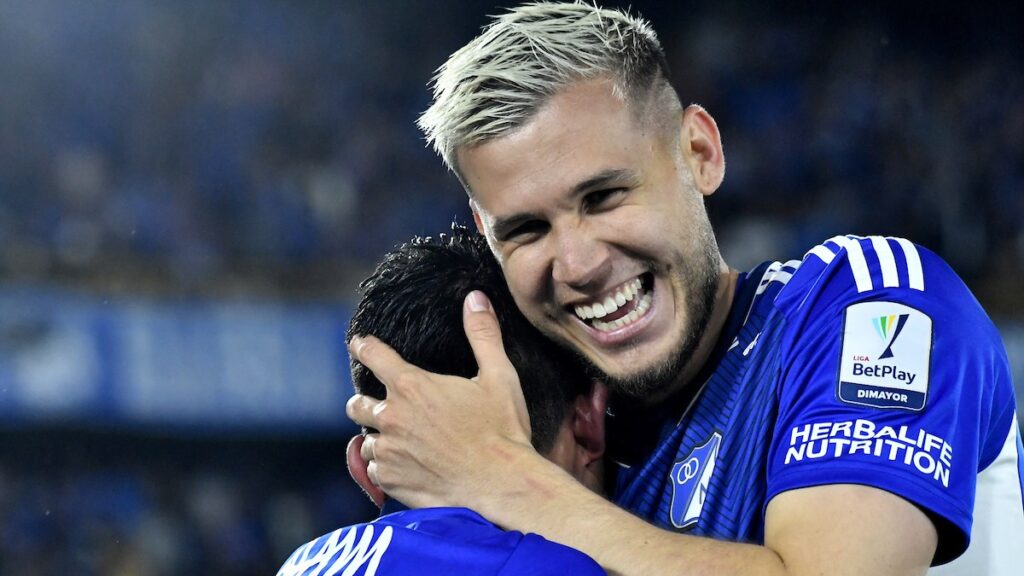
[{"xmin": 766, "ymin": 235, "xmax": 1015, "ymax": 565}]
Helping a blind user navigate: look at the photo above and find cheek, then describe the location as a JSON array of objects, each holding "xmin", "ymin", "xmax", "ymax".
[
  {"xmin": 502, "ymin": 249, "xmax": 549, "ymax": 311},
  {"xmin": 602, "ymin": 206, "xmax": 675, "ymax": 256}
]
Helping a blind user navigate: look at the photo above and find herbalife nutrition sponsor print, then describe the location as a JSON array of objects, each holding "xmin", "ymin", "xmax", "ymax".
[{"xmin": 784, "ymin": 420, "xmax": 953, "ymax": 487}]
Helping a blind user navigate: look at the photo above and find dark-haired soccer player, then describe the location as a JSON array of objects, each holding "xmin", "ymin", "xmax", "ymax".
[
  {"xmin": 277, "ymin": 227, "xmax": 606, "ymax": 575},
  {"xmin": 347, "ymin": 3, "xmax": 1023, "ymax": 576}
]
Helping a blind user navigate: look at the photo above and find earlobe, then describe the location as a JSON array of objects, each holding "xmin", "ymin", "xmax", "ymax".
[
  {"xmin": 572, "ymin": 382, "xmax": 609, "ymax": 465},
  {"xmin": 681, "ymin": 105, "xmax": 725, "ymax": 196},
  {"xmin": 347, "ymin": 435, "xmax": 386, "ymax": 508}
]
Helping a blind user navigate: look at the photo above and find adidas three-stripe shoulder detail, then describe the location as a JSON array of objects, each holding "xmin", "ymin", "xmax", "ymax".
[{"xmin": 805, "ymin": 235, "xmax": 925, "ymax": 293}]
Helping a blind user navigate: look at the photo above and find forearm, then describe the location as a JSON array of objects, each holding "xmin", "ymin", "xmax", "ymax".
[
  {"xmin": 477, "ymin": 444, "xmax": 788, "ymax": 576},
  {"xmin": 346, "ymin": 301, "xmax": 933, "ymax": 575}
]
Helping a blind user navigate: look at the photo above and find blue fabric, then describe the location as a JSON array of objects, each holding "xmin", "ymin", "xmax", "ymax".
[
  {"xmin": 611, "ymin": 236, "xmax": 1019, "ymax": 565},
  {"xmin": 277, "ymin": 506, "xmax": 606, "ymax": 576}
]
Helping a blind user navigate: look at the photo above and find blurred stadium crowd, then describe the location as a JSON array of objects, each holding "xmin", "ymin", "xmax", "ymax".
[
  {"xmin": 1, "ymin": 1, "xmax": 1020, "ymax": 305},
  {"xmin": 0, "ymin": 1, "xmax": 1020, "ymax": 574},
  {"xmin": 0, "ymin": 431, "xmax": 375, "ymax": 575}
]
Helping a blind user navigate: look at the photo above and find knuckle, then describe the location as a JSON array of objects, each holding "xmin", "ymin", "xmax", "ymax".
[
  {"xmin": 390, "ymin": 370, "xmax": 420, "ymax": 394},
  {"xmin": 372, "ymin": 437, "xmax": 391, "ymax": 459},
  {"xmin": 466, "ymin": 318, "xmax": 499, "ymax": 340},
  {"xmin": 360, "ymin": 435, "xmax": 376, "ymax": 459},
  {"xmin": 358, "ymin": 338, "xmax": 380, "ymax": 358},
  {"xmin": 346, "ymin": 395, "xmax": 374, "ymax": 423},
  {"xmin": 366, "ymin": 462, "xmax": 381, "ymax": 487},
  {"xmin": 372, "ymin": 403, "xmax": 397, "ymax": 429},
  {"xmin": 481, "ymin": 362, "xmax": 516, "ymax": 383},
  {"xmin": 375, "ymin": 465, "xmax": 395, "ymax": 490},
  {"xmin": 345, "ymin": 395, "xmax": 361, "ymax": 417}
]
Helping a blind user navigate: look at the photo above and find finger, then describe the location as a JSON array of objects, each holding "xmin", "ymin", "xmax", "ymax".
[
  {"xmin": 360, "ymin": 433, "xmax": 378, "ymax": 463},
  {"xmin": 347, "ymin": 435, "xmax": 385, "ymax": 507},
  {"xmin": 462, "ymin": 291, "xmax": 515, "ymax": 377},
  {"xmin": 346, "ymin": 394, "xmax": 383, "ymax": 428},
  {"xmin": 366, "ymin": 461, "xmax": 381, "ymax": 488},
  {"xmin": 348, "ymin": 334, "xmax": 417, "ymax": 389}
]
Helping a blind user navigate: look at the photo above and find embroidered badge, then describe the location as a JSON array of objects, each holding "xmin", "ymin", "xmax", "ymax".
[{"xmin": 669, "ymin": 431, "xmax": 722, "ymax": 529}]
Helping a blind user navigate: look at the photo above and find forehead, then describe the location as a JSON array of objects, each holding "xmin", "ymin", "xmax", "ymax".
[{"xmin": 457, "ymin": 79, "xmax": 652, "ymax": 218}]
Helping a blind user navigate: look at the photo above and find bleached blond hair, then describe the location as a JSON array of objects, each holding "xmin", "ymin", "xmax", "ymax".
[{"xmin": 417, "ymin": 1, "xmax": 676, "ymax": 177}]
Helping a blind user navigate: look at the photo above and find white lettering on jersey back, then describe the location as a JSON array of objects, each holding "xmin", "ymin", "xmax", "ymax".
[
  {"xmin": 928, "ymin": 414, "xmax": 1024, "ymax": 575},
  {"xmin": 785, "ymin": 419, "xmax": 953, "ymax": 487},
  {"xmin": 277, "ymin": 524, "xmax": 394, "ymax": 576}
]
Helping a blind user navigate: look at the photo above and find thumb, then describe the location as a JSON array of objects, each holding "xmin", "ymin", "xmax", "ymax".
[
  {"xmin": 463, "ymin": 291, "xmax": 531, "ymax": 438},
  {"xmin": 463, "ymin": 290, "xmax": 516, "ymax": 378}
]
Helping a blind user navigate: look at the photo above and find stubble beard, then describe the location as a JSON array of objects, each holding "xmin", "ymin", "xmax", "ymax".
[{"xmin": 592, "ymin": 238, "xmax": 721, "ymax": 402}]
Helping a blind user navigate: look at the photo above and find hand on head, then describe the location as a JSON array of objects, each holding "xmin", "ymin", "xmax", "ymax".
[
  {"xmin": 346, "ymin": 434, "xmax": 385, "ymax": 507},
  {"xmin": 345, "ymin": 290, "xmax": 533, "ymax": 509}
]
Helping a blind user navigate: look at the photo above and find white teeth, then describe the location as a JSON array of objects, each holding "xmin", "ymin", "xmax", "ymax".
[
  {"xmin": 572, "ymin": 276, "xmax": 650, "ymax": 324},
  {"xmin": 591, "ymin": 291, "xmax": 653, "ymax": 332},
  {"xmin": 602, "ymin": 296, "xmax": 616, "ymax": 312},
  {"xmin": 636, "ymin": 291, "xmax": 651, "ymax": 312}
]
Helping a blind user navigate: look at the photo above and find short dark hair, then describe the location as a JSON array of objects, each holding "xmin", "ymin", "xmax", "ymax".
[{"xmin": 347, "ymin": 224, "xmax": 591, "ymax": 453}]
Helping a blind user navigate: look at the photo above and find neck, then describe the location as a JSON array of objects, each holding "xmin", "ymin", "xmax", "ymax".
[{"xmin": 654, "ymin": 264, "xmax": 738, "ymax": 405}]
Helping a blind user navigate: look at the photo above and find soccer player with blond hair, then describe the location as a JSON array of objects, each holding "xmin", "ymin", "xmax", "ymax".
[{"xmin": 347, "ymin": 3, "xmax": 1023, "ymax": 575}]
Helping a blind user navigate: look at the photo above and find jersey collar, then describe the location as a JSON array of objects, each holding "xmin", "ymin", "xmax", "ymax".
[{"xmin": 605, "ymin": 261, "xmax": 772, "ymax": 467}]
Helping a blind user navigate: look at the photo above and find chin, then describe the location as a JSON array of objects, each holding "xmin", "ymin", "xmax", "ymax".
[
  {"xmin": 588, "ymin": 342, "xmax": 686, "ymax": 400},
  {"xmin": 601, "ymin": 362, "xmax": 680, "ymax": 400},
  {"xmin": 592, "ymin": 299, "xmax": 711, "ymax": 401}
]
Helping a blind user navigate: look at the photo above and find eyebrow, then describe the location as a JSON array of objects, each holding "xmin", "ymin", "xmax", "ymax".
[{"xmin": 490, "ymin": 168, "xmax": 636, "ymax": 240}]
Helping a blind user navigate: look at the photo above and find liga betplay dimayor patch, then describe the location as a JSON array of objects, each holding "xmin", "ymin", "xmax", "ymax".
[{"xmin": 837, "ymin": 301, "xmax": 932, "ymax": 411}]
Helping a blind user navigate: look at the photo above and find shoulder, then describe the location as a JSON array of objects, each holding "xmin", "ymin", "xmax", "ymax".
[
  {"xmin": 770, "ymin": 235, "xmax": 1005, "ymax": 349},
  {"xmin": 275, "ymin": 509, "xmax": 486, "ymax": 576},
  {"xmin": 766, "ymin": 234, "xmax": 1010, "ymax": 412},
  {"xmin": 277, "ymin": 522, "xmax": 394, "ymax": 576},
  {"xmin": 774, "ymin": 235, "xmax": 980, "ymax": 316},
  {"xmin": 277, "ymin": 508, "xmax": 580, "ymax": 576},
  {"xmin": 760, "ymin": 236, "xmax": 1015, "ymax": 566},
  {"xmin": 498, "ymin": 533, "xmax": 606, "ymax": 575}
]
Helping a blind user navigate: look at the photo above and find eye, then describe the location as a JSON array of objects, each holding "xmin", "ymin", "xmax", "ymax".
[
  {"xmin": 501, "ymin": 220, "xmax": 549, "ymax": 243},
  {"xmin": 583, "ymin": 188, "xmax": 627, "ymax": 212}
]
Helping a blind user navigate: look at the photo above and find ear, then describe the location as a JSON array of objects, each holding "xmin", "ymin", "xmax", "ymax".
[
  {"xmin": 347, "ymin": 435, "xmax": 386, "ymax": 508},
  {"xmin": 470, "ymin": 199, "xmax": 485, "ymax": 234},
  {"xmin": 572, "ymin": 381, "xmax": 609, "ymax": 467},
  {"xmin": 680, "ymin": 105, "xmax": 725, "ymax": 197}
]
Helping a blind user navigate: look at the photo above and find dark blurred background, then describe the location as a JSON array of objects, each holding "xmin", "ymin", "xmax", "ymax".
[{"xmin": 0, "ymin": 0, "xmax": 1020, "ymax": 574}]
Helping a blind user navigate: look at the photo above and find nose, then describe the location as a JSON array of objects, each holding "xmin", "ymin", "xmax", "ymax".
[{"xmin": 551, "ymin": 223, "xmax": 610, "ymax": 290}]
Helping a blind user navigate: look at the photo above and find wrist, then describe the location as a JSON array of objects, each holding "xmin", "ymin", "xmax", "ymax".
[{"xmin": 467, "ymin": 439, "xmax": 578, "ymax": 525}]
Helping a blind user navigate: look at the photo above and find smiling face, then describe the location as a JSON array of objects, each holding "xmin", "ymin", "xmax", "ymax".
[{"xmin": 460, "ymin": 78, "xmax": 730, "ymax": 401}]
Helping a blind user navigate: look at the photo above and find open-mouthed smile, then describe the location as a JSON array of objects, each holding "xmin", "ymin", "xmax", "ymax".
[{"xmin": 570, "ymin": 273, "xmax": 654, "ymax": 332}]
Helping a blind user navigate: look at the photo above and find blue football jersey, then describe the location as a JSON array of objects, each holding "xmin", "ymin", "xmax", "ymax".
[
  {"xmin": 610, "ymin": 235, "xmax": 1023, "ymax": 572},
  {"xmin": 277, "ymin": 502, "xmax": 606, "ymax": 576}
]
